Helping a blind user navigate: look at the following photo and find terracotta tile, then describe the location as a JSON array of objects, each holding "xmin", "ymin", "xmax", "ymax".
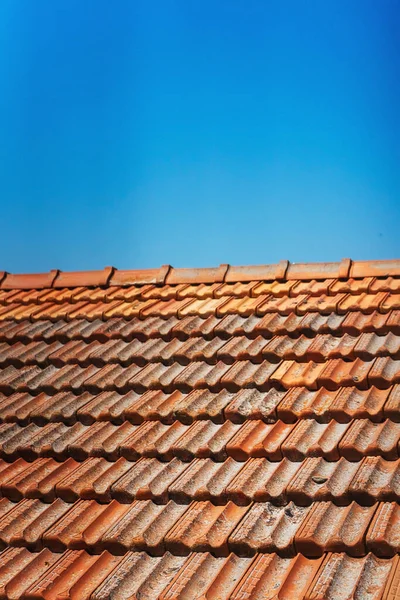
[
  {"xmin": 304, "ymin": 552, "xmax": 394, "ymax": 600},
  {"xmin": 172, "ymin": 314, "xmax": 219, "ymax": 339},
  {"xmin": 68, "ymin": 421, "xmax": 135, "ymax": 461},
  {"xmin": 298, "ymin": 312, "xmax": 346, "ymax": 335},
  {"xmin": 276, "ymin": 387, "xmax": 337, "ymax": 423},
  {"xmin": 380, "ymin": 293, "xmax": 400, "ymax": 313},
  {"xmin": 368, "ymin": 357, "xmax": 400, "ymax": 388},
  {"xmin": 174, "ymin": 389, "xmax": 235, "ymax": 424},
  {"xmin": 230, "ymin": 501, "xmax": 309, "ymax": 557},
  {"xmin": 370, "ymin": 277, "xmax": 400, "ymax": 293},
  {"xmin": 287, "ymin": 457, "xmax": 360, "ymax": 506},
  {"xmin": 128, "ymin": 362, "xmax": 185, "ymax": 393},
  {"xmin": 160, "ymin": 552, "xmax": 251, "ymax": 600},
  {"xmin": 366, "ymin": 502, "xmax": 400, "ymax": 557},
  {"xmin": 330, "ymin": 277, "xmax": 374, "ymax": 294},
  {"xmin": 120, "ymin": 421, "xmax": 187, "ymax": 461},
  {"xmin": 264, "ymin": 334, "xmax": 314, "ymax": 362},
  {"xmin": 297, "ymin": 294, "xmax": 347, "ymax": 315},
  {"xmin": 176, "ymin": 282, "xmax": 223, "ymax": 298},
  {"xmin": 172, "ymin": 361, "xmax": 232, "ymax": 392},
  {"xmin": 328, "ymin": 386, "xmax": 390, "ymax": 422},
  {"xmin": 383, "ymin": 385, "xmax": 400, "ymax": 421},
  {"xmin": 252, "ymin": 280, "xmax": 295, "ymax": 297},
  {"xmin": 140, "ymin": 284, "xmax": 187, "ymax": 301},
  {"xmin": 0, "ymin": 547, "xmax": 45, "ymax": 597},
  {"xmin": 66, "ymin": 551, "xmax": 126, "ymax": 599},
  {"xmin": 28, "ymin": 391, "xmax": 92, "ymax": 425},
  {"xmin": 214, "ymin": 314, "xmax": 261, "ymax": 339},
  {"xmin": 226, "ymin": 420, "xmax": 292, "ymax": 461},
  {"xmin": 172, "ymin": 420, "xmax": 238, "ymax": 461},
  {"xmin": 338, "ymin": 291, "xmax": 389, "ymax": 314},
  {"xmin": 217, "ymin": 336, "xmax": 267, "ymax": 363},
  {"xmin": 90, "ymin": 551, "xmax": 185, "ymax": 599},
  {"xmin": 383, "ymin": 557, "xmax": 400, "ymax": 597},
  {"xmin": 258, "ymin": 294, "xmax": 309, "ymax": 316},
  {"xmin": 214, "ymin": 281, "xmax": 257, "ymax": 298},
  {"xmin": 55, "ymin": 458, "xmax": 122, "ymax": 502},
  {"xmin": 339, "ymin": 419, "xmax": 400, "ymax": 460},
  {"xmin": 53, "ymin": 268, "xmax": 113, "ymax": 288},
  {"xmin": 341, "ymin": 310, "xmax": 390, "ymax": 335},
  {"xmin": 5, "ymin": 548, "xmax": 61, "ymax": 599},
  {"xmin": 225, "ymin": 263, "xmax": 276, "ymax": 283},
  {"xmin": 123, "ymin": 390, "xmax": 183, "ymax": 424},
  {"xmin": 84, "ymin": 363, "xmax": 139, "ymax": 393},
  {"xmin": 0, "ymin": 422, "xmax": 42, "ymax": 460},
  {"xmin": 306, "ymin": 333, "xmax": 357, "ymax": 361},
  {"xmin": 94, "ymin": 500, "xmax": 188, "ymax": 555},
  {"xmin": 287, "ymin": 261, "xmax": 344, "ymax": 281},
  {"xmin": 0, "ymin": 498, "xmax": 51, "ymax": 547},
  {"xmin": 282, "ymin": 419, "xmax": 349, "ymax": 461},
  {"xmin": 1, "ymin": 457, "xmax": 70, "ymax": 501},
  {"xmin": 0, "ymin": 391, "xmax": 50, "ymax": 425},
  {"xmin": 353, "ymin": 332, "xmax": 400, "ymax": 360},
  {"xmin": 252, "ymin": 312, "xmax": 297, "ymax": 336},
  {"xmin": 0, "ymin": 271, "xmax": 57, "ymax": 290},
  {"xmin": 165, "ymin": 501, "xmax": 248, "ymax": 556},
  {"xmin": 32, "ymin": 458, "xmax": 80, "ymax": 501},
  {"xmin": 166, "ymin": 265, "xmax": 228, "ymax": 286},
  {"xmin": 317, "ymin": 358, "xmax": 374, "ymax": 390},
  {"xmin": 174, "ymin": 336, "xmax": 227, "ymax": 365},
  {"xmin": 44, "ymin": 422, "xmax": 88, "ymax": 461},
  {"xmin": 169, "ymin": 457, "xmax": 243, "ymax": 504},
  {"xmin": 221, "ymin": 360, "xmax": 280, "ymax": 392},
  {"xmin": 102, "ymin": 299, "xmax": 156, "ymax": 319},
  {"xmin": 216, "ymin": 296, "xmax": 267, "ymax": 317},
  {"xmin": 290, "ymin": 279, "xmax": 335, "ymax": 297},
  {"xmin": 24, "ymin": 422, "xmax": 77, "ymax": 461},
  {"xmin": 224, "ymin": 388, "xmax": 284, "ymax": 423},
  {"xmin": 74, "ymin": 390, "xmax": 133, "ymax": 424},
  {"xmin": 112, "ymin": 458, "xmax": 186, "ymax": 503},
  {"xmin": 271, "ymin": 360, "xmax": 325, "ymax": 390},
  {"xmin": 349, "ymin": 457, "xmax": 400, "ymax": 504},
  {"xmin": 231, "ymin": 553, "xmax": 324, "ymax": 600},
  {"xmin": 386, "ymin": 310, "xmax": 400, "ymax": 335},
  {"xmin": 23, "ymin": 498, "xmax": 74, "ymax": 550},
  {"xmin": 178, "ymin": 298, "xmax": 228, "ymax": 318},
  {"xmin": 226, "ymin": 457, "xmax": 300, "ymax": 505},
  {"xmin": 142, "ymin": 298, "xmax": 194, "ymax": 319},
  {"xmin": 42, "ymin": 500, "xmax": 110, "ymax": 551},
  {"xmin": 25, "ymin": 549, "xmax": 99, "ymax": 599},
  {"xmin": 296, "ymin": 501, "xmax": 376, "ymax": 557}
]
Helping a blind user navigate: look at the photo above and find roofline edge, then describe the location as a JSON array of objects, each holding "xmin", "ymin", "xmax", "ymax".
[{"xmin": 1, "ymin": 258, "xmax": 399, "ymax": 289}]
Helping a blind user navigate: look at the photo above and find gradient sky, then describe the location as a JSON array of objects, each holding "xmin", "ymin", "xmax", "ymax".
[{"xmin": 0, "ymin": 0, "xmax": 399, "ymax": 273}]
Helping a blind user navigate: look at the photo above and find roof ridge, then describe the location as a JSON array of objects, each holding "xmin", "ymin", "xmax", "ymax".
[{"xmin": 1, "ymin": 258, "xmax": 399, "ymax": 290}]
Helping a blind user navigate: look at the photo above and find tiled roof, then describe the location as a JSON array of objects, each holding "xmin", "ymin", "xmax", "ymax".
[{"xmin": 0, "ymin": 258, "xmax": 399, "ymax": 598}]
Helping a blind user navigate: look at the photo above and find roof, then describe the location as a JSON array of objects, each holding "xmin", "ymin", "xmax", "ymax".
[{"xmin": 0, "ymin": 258, "xmax": 398, "ymax": 599}]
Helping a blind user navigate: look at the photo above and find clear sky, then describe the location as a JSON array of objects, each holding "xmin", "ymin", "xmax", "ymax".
[{"xmin": 0, "ymin": 0, "xmax": 399, "ymax": 273}]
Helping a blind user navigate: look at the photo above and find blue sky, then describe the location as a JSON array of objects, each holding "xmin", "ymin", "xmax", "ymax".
[{"xmin": 0, "ymin": 0, "xmax": 399, "ymax": 272}]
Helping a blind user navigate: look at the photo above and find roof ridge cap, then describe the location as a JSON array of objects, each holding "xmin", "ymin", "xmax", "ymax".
[{"xmin": 1, "ymin": 258, "xmax": 399, "ymax": 289}]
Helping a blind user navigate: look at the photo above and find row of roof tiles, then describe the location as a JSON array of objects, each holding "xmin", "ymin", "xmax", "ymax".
[
  {"xmin": 0, "ymin": 418, "xmax": 399, "ymax": 463},
  {"xmin": 1, "ymin": 292, "xmax": 400, "ymax": 322},
  {"xmin": 1, "ymin": 276, "xmax": 400, "ymax": 306},
  {"xmin": 0, "ymin": 332, "xmax": 399, "ymax": 371},
  {"xmin": 1, "ymin": 455, "xmax": 400, "ymax": 506},
  {"xmin": 1, "ymin": 385, "xmax": 398, "ymax": 427},
  {"xmin": 0, "ymin": 548, "xmax": 396, "ymax": 600},
  {"xmin": 0, "ymin": 497, "xmax": 399, "ymax": 558},
  {"xmin": 1, "ymin": 311, "xmax": 398, "ymax": 345},
  {"xmin": 2, "ymin": 259, "xmax": 400, "ymax": 290},
  {"xmin": 0, "ymin": 357, "xmax": 399, "ymax": 395}
]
